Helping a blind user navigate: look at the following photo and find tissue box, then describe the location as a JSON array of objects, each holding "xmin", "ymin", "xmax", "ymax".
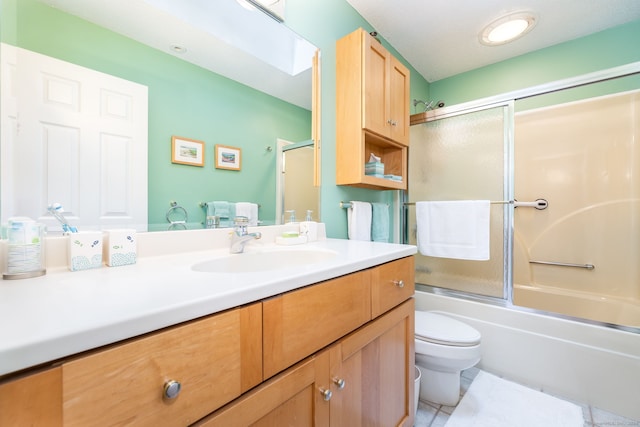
[
  {"xmin": 68, "ymin": 231, "xmax": 103, "ymax": 271},
  {"xmin": 105, "ymin": 229, "xmax": 137, "ymax": 267},
  {"xmin": 365, "ymin": 161, "xmax": 384, "ymax": 177}
]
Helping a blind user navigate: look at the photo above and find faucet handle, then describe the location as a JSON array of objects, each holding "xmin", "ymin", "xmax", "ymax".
[{"xmin": 234, "ymin": 216, "xmax": 249, "ymax": 226}]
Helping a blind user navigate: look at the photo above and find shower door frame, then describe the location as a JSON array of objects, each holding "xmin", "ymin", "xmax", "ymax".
[
  {"xmin": 404, "ymin": 100, "xmax": 515, "ymax": 304},
  {"xmin": 404, "ymin": 60, "xmax": 640, "ymax": 331}
]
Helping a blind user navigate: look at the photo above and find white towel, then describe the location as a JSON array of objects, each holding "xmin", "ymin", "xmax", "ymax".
[
  {"xmin": 236, "ymin": 202, "xmax": 259, "ymax": 226},
  {"xmin": 347, "ymin": 201, "xmax": 372, "ymax": 241},
  {"xmin": 415, "ymin": 200, "xmax": 490, "ymax": 260}
]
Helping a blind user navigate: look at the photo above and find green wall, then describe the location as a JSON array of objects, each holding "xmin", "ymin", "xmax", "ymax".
[
  {"xmin": 10, "ymin": 0, "xmax": 313, "ymax": 230},
  {"xmin": 429, "ymin": 20, "xmax": 640, "ymax": 106},
  {"xmin": 5, "ymin": 0, "xmax": 429, "ymax": 237}
]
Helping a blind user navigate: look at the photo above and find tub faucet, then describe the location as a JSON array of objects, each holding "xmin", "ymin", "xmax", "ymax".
[{"xmin": 230, "ymin": 216, "xmax": 261, "ymax": 253}]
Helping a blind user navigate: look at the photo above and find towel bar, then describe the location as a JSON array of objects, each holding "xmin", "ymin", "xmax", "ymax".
[
  {"xmin": 340, "ymin": 201, "xmax": 389, "ymax": 209},
  {"xmin": 402, "ymin": 199, "xmax": 548, "ymax": 210},
  {"xmin": 200, "ymin": 201, "xmax": 261, "ymax": 208}
]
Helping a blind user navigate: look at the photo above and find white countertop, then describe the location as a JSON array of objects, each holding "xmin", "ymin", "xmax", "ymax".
[{"xmin": 0, "ymin": 232, "xmax": 416, "ymax": 377}]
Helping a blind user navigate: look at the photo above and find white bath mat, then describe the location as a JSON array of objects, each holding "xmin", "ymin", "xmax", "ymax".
[{"xmin": 445, "ymin": 371, "xmax": 583, "ymax": 427}]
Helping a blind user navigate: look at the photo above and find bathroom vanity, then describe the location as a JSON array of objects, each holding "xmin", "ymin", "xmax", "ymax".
[{"xmin": 0, "ymin": 227, "xmax": 416, "ymax": 426}]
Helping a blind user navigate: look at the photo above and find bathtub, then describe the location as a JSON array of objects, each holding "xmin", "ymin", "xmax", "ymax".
[
  {"xmin": 414, "ymin": 290, "xmax": 640, "ymax": 421},
  {"xmin": 514, "ymin": 284, "xmax": 640, "ymax": 329}
]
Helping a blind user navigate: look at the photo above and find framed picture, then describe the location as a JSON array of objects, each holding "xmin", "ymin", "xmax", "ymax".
[
  {"xmin": 215, "ymin": 144, "xmax": 242, "ymax": 171},
  {"xmin": 171, "ymin": 136, "xmax": 204, "ymax": 166}
]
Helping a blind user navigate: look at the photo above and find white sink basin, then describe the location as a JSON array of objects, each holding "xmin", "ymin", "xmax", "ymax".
[{"xmin": 191, "ymin": 247, "xmax": 338, "ymax": 273}]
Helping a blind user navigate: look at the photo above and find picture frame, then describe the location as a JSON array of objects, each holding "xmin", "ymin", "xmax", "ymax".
[
  {"xmin": 215, "ymin": 144, "xmax": 242, "ymax": 171},
  {"xmin": 171, "ymin": 136, "xmax": 204, "ymax": 167}
]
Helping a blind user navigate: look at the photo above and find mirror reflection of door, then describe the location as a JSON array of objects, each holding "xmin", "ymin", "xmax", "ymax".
[{"xmin": 276, "ymin": 139, "xmax": 319, "ymax": 224}]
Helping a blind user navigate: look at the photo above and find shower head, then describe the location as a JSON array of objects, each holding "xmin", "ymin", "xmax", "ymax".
[{"xmin": 413, "ymin": 99, "xmax": 435, "ymax": 113}]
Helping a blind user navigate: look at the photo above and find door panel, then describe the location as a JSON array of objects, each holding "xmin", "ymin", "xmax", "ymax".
[{"xmin": 1, "ymin": 43, "xmax": 148, "ymax": 231}]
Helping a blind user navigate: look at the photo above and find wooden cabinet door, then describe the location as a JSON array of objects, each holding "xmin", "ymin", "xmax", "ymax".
[
  {"xmin": 196, "ymin": 352, "xmax": 331, "ymax": 427},
  {"xmin": 389, "ymin": 56, "xmax": 410, "ymax": 146},
  {"xmin": 0, "ymin": 367, "xmax": 62, "ymax": 427},
  {"xmin": 63, "ymin": 304, "xmax": 262, "ymax": 427},
  {"xmin": 331, "ymin": 299, "xmax": 415, "ymax": 427},
  {"xmin": 263, "ymin": 270, "xmax": 371, "ymax": 379},
  {"xmin": 362, "ymin": 33, "xmax": 390, "ymax": 138}
]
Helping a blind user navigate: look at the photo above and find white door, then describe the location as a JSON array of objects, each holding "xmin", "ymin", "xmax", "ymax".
[{"xmin": 1, "ymin": 43, "xmax": 148, "ymax": 232}]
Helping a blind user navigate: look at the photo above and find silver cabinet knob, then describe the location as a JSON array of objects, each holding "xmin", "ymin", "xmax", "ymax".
[
  {"xmin": 393, "ymin": 280, "xmax": 404, "ymax": 288},
  {"xmin": 163, "ymin": 380, "xmax": 181, "ymax": 399},
  {"xmin": 319, "ymin": 387, "xmax": 332, "ymax": 401},
  {"xmin": 333, "ymin": 377, "xmax": 346, "ymax": 389}
]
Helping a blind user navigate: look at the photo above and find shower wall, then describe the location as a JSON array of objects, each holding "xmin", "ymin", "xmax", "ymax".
[
  {"xmin": 513, "ymin": 90, "xmax": 640, "ymax": 327},
  {"xmin": 408, "ymin": 89, "xmax": 640, "ymax": 329}
]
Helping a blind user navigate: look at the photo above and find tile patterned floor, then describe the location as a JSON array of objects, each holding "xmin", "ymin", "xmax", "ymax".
[{"xmin": 414, "ymin": 368, "xmax": 640, "ymax": 427}]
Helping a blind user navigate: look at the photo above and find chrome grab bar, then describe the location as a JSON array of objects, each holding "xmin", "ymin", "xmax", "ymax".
[{"xmin": 529, "ymin": 260, "xmax": 595, "ymax": 270}]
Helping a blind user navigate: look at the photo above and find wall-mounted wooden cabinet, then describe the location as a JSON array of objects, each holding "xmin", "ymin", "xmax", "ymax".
[{"xmin": 336, "ymin": 28, "xmax": 410, "ymax": 190}]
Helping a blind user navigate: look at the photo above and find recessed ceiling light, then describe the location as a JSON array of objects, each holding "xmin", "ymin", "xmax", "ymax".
[
  {"xmin": 480, "ymin": 12, "xmax": 536, "ymax": 46},
  {"xmin": 170, "ymin": 44, "xmax": 187, "ymax": 54}
]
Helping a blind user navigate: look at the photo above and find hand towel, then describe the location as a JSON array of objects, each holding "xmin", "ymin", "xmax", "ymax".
[
  {"xmin": 212, "ymin": 201, "xmax": 230, "ymax": 218},
  {"xmin": 415, "ymin": 200, "xmax": 490, "ymax": 260},
  {"xmin": 236, "ymin": 202, "xmax": 259, "ymax": 226},
  {"xmin": 206, "ymin": 202, "xmax": 216, "ymax": 218},
  {"xmin": 347, "ymin": 201, "xmax": 372, "ymax": 241},
  {"xmin": 371, "ymin": 202, "xmax": 389, "ymax": 243},
  {"xmin": 217, "ymin": 203, "xmax": 236, "ymax": 228},
  {"xmin": 206, "ymin": 201, "xmax": 236, "ymax": 227}
]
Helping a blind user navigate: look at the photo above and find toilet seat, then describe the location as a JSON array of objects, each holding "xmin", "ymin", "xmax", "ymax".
[{"xmin": 415, "ymin": 311, "xmax": 481, "ymax": 347}]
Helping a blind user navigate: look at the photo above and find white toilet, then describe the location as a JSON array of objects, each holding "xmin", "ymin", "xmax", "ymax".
[{"xmin": 414, "ymin": 311, "xmax": 482, "ymax": 406}]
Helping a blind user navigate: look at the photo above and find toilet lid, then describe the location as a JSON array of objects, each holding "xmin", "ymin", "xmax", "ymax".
[{"xmin": 415, "ymin": 311, "xmax": 481, "ymax": 346}]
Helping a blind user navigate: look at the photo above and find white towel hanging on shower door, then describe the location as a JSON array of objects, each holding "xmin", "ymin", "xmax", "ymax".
[{"xmin": 415, "ymin": 200, "xmax": 490, "ymax": 260}]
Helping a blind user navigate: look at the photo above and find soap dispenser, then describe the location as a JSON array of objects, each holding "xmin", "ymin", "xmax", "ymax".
[
  {"xmin": 300, "ymin": 210, "xmax": 318, "ymax": 242},
  {"xmin": 285, "ymin": 210, "xmax": 297, "ymax": 224}
]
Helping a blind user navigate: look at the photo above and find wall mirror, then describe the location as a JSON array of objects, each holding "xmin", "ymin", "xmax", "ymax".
[
  {"xmin": 275, "ymin": 139, "xmax": 320, "ymax": 225},
  {"xmin": 0, "ymin": 0, "xmax": 319, "ymax": 232}
]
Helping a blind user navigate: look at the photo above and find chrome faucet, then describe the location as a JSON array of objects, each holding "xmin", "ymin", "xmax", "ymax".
[{"xmin": 230, "ymin": 216, "xmax": 261, "ymax": 253}]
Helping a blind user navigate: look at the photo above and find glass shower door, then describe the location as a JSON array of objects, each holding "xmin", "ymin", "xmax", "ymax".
[{"xmin": 407, "ymin": 105, "xmax": 511, "ymax": 299}]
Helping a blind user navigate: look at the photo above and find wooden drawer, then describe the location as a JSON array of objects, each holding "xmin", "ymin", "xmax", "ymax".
[
  {"xmin": 263, "ymin": 270, "xmax": 371, "ymax": 379},
  {"xmin": 371, "ymin": 256, "xmax": 414, "ymax": 318},
  {"xmin": 0, "ymin": 367, "xmax": 62, "ymax": 427},
  {"xmin": 62, "ymin": 303, "xmax": 262, "ymax": 427}
]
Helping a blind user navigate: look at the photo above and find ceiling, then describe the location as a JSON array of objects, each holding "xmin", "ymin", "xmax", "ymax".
[{"xmin": 346, "ymin": 0, "xmax": 640, "ymax": 82}]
